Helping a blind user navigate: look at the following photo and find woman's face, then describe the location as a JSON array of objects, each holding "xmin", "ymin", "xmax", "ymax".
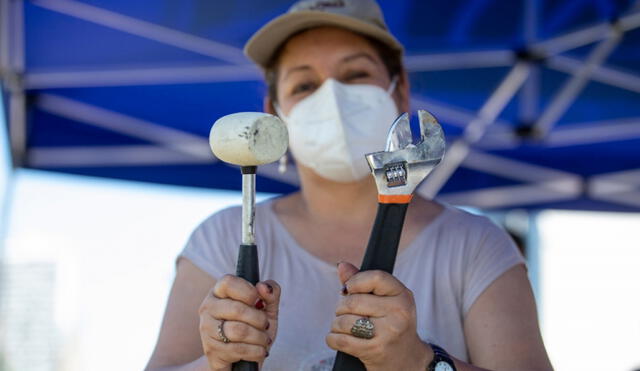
[{"xmin": 273, "ymin": 26, "xmax": 407, "ymax": 116}]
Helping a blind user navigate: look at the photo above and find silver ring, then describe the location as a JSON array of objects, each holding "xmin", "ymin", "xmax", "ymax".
[
  {"xmin": 217, "ymin": 319, "xmax": 230, "ymax": 343},
  {"xmin": 351, "ymin": 317, "xmax": 375, "ymax": 339}
]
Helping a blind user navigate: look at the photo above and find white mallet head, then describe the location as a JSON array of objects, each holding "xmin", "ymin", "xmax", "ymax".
[{"xmin": 209, "ymin": 112, "xmax": 288, "ymax": 166}]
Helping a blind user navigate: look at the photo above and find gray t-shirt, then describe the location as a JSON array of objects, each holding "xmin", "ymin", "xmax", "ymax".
[{"xmin": 180, "ymin": 200, "xmax": 524, "ymax": 370}]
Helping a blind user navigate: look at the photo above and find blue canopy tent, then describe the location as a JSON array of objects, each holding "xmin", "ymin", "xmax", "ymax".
[{"xmin": 1, "ymin": 0, "xmax": 639, "ymax": 211}]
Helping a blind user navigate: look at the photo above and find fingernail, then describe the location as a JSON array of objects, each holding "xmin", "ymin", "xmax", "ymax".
[
  {"xmin": 265, "ymin": 283, "xmax": 274, "ymax": 294},
  {"xmin": 255, "ymin": 299, "xmax": 265, "ymax": 310},
  {"xmin": 265, "ymin": 350, "xmax": 270, "ymax": 358},
  {"xmin": 341, "ymin": 285, "xmax": 348, "ymax": 296},
  {"xmin": 265, "ymin": 321, "xmax": 270, "ymax": 330},
  {"xmin": 267, "ymin": 337, "xmax": 272, "ymax": 345}
]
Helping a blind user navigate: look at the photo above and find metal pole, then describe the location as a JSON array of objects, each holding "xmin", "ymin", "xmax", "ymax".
[
  {"xmin": 519, "ymin": 0, "xmax": 540, "ymax": 125},
  {"xmin": 35, "ymin": 94, "xmax": 213, "ymax": 159},
  {"xmin": 30, "ymin": 0, "xmax": 247, "ymax": 64},
  {"xmin": 534, "ymin": 33, "xmax": 622, "ymax": 137},
  {"xmin": 421, "ymin": 62, "xmax": 531, "ymax": 198},
  {"xmin": 0, "ymin": 0, "xmax": 10, "ymax": 73},
  {"xmin": 404, "ymin": 50, "xmax": 513, "ymax": 72},
  {"xmin": 24, "ymin": 64, "xmax": 261, "ymax": 89},
  {"xmin": 6, "ymin": 0, "xmax": 26, "ymax": 167},
  {"xmin": 8, "ymin": 92, "xmax": 25, "ymax": 167},
  {"xmin": 531, "ymin": 9, "xmax": 639, "ymax": 57},
  {"xmin": 546, "ymin": 55, "xmax": 640, "ymax": 94},
  {"xmin": 11, "ymin": 0, "xmax": 24, "ymax": 72}
]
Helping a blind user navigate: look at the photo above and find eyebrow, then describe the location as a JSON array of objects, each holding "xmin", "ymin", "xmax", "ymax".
[
  {"xmin": 282, "ymin": 52, "xmax": 379, "ymax": 82},
  {"xmin": 341, "ymin": 52, "xmax": 378, "ymax": 65},
  {"xmin": 282, "ymin": 65, "xmax": 312, "ymax": 82}
]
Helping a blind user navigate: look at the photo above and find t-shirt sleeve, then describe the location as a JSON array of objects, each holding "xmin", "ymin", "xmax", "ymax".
[
  {"xmin": 461, "ymin": 216, "xmax": 526, "ymax": 315},
  {"xmin": 178, "ymin": 206, "xmax": 241, "ymax": 280}
]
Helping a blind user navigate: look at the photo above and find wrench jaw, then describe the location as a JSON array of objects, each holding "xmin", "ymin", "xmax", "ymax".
[{"xmin": 365, "ymin": 110, "xmax": 445, "ymax": 198}]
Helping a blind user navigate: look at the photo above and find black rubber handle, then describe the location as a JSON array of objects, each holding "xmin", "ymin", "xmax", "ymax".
[
  {"xmin": 360, "ymin": 202, "xmax": 409, "ymax": 273},
  {"xmin": 332, "ymin": 202, "xmax": 409, "ymax": 371},
  {"xmin": 236, "ymin": 244, "xmax": 260, "ymax": 284},
  {"xmin": 232, "ymin": 244, "xmax": 260, "ymax": 371}
]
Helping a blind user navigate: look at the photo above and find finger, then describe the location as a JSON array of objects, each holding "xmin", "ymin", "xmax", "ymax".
[
  {"xmin": 330, "ymin": 314, "xmax": 378, "ymax": 336},
  {"xmin": 204, "ymin": 338, "xmax": 268, "ymax": 364},
  {"xmin": 213, "ymin": 274, "xmax": 261, "ymax": 307},
  {"xmin": 217, "ymin": 320, "xmax": 272, "ymax": 347},
  {"xmin": 257, "ymin": 280, "xmax": 281, "ymax": 319},
  {"xmin": 325, "ymin": 333, "xmax": 376, "ymax": 360},
  {"xmin": 344, "ymin": 270, "xmax": 406, "ymax": 296},
  {"xmin": 335, "ymin": 293, "xmax": 391, "ymax": 317},
  {"xmin": 207, "ymin": 298, "xmax": 269, "ymax": 331},
  {"xmin": 337, "ymin": 261, "xmax": 360, "ymax": 284}
]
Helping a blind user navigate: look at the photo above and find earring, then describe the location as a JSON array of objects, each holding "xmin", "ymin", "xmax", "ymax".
[{"xmin": 278, "ymin": 153, "xmax": 288, "ymax": 174}]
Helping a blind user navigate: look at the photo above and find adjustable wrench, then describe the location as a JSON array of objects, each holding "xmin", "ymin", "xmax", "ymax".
[{"xmin": 332, "ymin": 110, "xmax": 446, "ymax": 371}]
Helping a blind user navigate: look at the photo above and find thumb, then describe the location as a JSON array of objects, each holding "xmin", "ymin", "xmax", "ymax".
[{"xmin": 337, "ymin": 261, "xmax": 360, "ymax": 284}]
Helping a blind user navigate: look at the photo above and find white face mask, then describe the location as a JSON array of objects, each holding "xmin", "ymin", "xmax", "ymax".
[{"xmin": 276, "ymin": 77, "xmax": 399, "ymax": 183}]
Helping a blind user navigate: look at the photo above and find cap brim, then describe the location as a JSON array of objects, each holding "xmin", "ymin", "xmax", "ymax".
[{"xmin": 244, "ymin": 10, "xmax": 403, "ymax": 67}]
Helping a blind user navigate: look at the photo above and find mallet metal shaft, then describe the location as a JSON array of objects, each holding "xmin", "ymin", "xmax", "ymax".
[
  {"xmin": 234, "ymin": 166, "xmax": 260, "ymax": 371},
  {"xmin": 241, "ymin": 166, "xmax": 257, "ymax": 246}
]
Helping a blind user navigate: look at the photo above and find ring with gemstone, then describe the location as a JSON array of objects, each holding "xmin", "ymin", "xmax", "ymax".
[{"xmin": 350, "ymin": 317, "xmax": 375, "ymax": 339}]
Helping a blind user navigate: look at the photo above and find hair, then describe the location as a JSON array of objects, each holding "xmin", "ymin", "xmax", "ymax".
[{"xmin": 263, "ymin": 29, "xmax": 404, "ymax": 107}]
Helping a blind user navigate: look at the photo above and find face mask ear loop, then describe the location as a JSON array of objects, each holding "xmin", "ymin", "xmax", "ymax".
[
  {"xmin": 273, "ymin": 102, "xmax": 289, "ymax": 123},
  {"xmin": 386, "ymin": 75, "xmax": 399, "ymax": 95}
]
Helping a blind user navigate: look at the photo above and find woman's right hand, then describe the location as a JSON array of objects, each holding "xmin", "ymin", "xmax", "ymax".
[{"xmin": 198, "ymin": 275, "xmax": 281, "ymax": 371}]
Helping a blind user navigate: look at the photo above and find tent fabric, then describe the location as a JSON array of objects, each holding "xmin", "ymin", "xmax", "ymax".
[{"xmin": 1, "ymin": 0, "xmax": 639, "ymax": 211}]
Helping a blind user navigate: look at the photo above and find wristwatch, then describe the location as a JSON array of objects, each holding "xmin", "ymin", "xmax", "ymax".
[{"xmin": 427, "ymin": 343, "xmax": 457, "ymax": 371}]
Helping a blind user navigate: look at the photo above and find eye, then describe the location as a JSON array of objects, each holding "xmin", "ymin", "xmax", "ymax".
[
  {"xmin": 343, "ymin": 70, "xmax": 370, "ymax": 81},
  {"xmin": 291, "ymin": 81, "xmax": 317, "ymax": 96}
]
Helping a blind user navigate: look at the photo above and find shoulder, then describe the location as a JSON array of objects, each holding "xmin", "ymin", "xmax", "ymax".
[
  {"xmin": 441, "ymin": 203, "xmax": 497, "ymax": 227},
  {"xmin": 184, "ymin": 205, "xmax": 242, "ymax": 252},
  {"xmin": 428, "ymin": 204, "xmax": 522, "ymax": 271},
  {"xmin": 434, "ymin": 205, "xmax": 525, "ymax": 313},
  {"xmin": 438, "ymin": 204, "xmax": 510, "ymax": 241}
]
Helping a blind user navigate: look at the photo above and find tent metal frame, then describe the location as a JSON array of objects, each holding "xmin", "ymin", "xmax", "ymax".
[
  {"xmin": 2, "ymin": 0, "xmax": 640, "ymax": 209},
  {"xmin": 1, "ymin": 0, "xmax": 26, "ymax": 168}
]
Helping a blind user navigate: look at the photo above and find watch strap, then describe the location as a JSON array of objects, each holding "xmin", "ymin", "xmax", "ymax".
[{"xmin": 427, "ymin": 343, "xmax": 457, "ymax": 371}]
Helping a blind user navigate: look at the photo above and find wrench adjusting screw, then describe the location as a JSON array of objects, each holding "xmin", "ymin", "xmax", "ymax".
[{"xmin": 384, "ymin": 162, "xmax": 407, "ymax": 187}]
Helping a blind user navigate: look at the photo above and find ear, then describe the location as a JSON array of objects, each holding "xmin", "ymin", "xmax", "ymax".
[{"xmin": 264, "ymin": 96, "xmax": 277, "ymax": 115}]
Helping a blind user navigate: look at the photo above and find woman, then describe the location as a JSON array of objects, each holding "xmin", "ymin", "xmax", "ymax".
[{"xmin": 146, "ymin": 1, "xmax": 553, "ymax": 370}]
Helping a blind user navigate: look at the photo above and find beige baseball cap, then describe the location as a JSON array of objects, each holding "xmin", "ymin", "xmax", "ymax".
[{"xmin": 244, "ymin": 0, "xmax": 403, "ymax": 68}]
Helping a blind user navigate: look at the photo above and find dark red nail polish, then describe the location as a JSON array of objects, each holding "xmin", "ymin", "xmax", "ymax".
[
  {"xmin": 341, "ymin": 285, "xmax": 348, "ymax": 296},
  {"xmin": 265, "ymin": 283, "xmax": 274, "ymax": 294},
  {"xmin": 265, "ymin": 351, "xmax": 269, "ymax": 358},
  {"xmin": 265, "ymin": 321, "xmax": 270, "ymax": 330},
  {"xmin": 255, "ymin": 299, "xmax": 265, "ymax": 310},
  {"xmin": 267, "ymin": 337, "xmax": 272, "ymax": 345}
]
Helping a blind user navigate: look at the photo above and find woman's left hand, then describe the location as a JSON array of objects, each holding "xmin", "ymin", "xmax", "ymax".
[{"xmin": 326, "ymin": 262, "xmax": 433, "ymax": 371}]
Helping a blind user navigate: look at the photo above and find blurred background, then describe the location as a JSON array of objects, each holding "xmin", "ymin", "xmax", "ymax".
[{"xmin": 1, "ymin": 0, "xmax": 639, "ymax": 370}]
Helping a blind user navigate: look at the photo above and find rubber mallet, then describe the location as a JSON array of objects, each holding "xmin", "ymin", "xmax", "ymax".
[{"xmin": 209, "ymin": 112, "xmax": 288, "ymax": 371}]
